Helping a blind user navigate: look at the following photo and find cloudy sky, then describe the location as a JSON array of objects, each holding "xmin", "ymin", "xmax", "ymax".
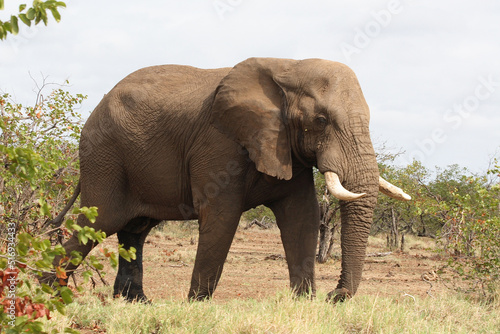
[{"xmin": 1, "ymin": 0, "xmax": 499, "ymax": 173}]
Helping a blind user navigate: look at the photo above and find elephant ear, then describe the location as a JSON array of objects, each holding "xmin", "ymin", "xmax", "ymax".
[{"xmin": 211, "ymin": 58, "xmax": 296, "ymax": 180}]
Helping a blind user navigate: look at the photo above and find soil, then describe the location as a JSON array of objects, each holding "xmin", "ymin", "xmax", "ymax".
[{"xmin": 77, "ymin": 224, "xmax": 452, "ymax": 302}]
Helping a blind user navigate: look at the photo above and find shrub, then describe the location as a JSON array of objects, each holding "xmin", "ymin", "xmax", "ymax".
[
  {"xmin": 436, "ymin": 161, "xmax": 500, "ymax": 299},
  {"xmin": 0, "ymin": 88, "xmax": 135, "ymax": 333}
]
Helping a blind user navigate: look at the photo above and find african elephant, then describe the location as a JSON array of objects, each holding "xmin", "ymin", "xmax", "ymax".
[{"xmin": 50, "ymin": 57, "xmax": 410, "ymax": 302}]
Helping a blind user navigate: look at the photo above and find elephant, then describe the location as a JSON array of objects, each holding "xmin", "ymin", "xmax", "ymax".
[{"xmin": 48, "ymin": 57, "xmax": 410, "ymax": 303}]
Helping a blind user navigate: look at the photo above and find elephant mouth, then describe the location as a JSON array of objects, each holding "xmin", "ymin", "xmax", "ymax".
[{"xmin": 324, "ymin": 171, "xmax": 411, "ymax": 202}]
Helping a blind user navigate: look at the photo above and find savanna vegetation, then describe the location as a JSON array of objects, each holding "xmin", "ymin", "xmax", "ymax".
[{"xmin": 1, "ymin": 3, "xmax": 499, "ymax": 332}]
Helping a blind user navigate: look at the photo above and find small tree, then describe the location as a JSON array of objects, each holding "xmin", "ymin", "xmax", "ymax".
[
  {"xmin": 314, "ymin": 169, "xmax": 341, "ymax": 263},
  {"xmin": 375, "ymin": 160, "xmax": 432, "ymax": 250},
  {"xmin": 0, "ymin": 87, "xmax": 135, "ymax": 333},
  {"xmin": 434, "ymin": 162, "xmax": 500, "ymax": 297}
]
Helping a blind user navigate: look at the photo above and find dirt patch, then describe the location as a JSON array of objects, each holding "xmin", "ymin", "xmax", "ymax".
[{"xmin": 77, "ymin": 226, "xmax": 450, "ymax": 302}]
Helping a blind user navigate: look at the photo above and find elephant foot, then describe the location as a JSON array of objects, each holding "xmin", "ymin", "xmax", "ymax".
[
  {"xmin": 113, "ymin": 281, "xmax": 151, "ymax": 303},
  {"xmin": 129, "ymin": 294, "xmax": 151, "ymax": 304},
  {"xmin": 187, "ymin": 289, "xmax": 213, "ymax": 302},
  {"xmin": 189, "ymin": 295, "xmax": 211, "ymax": 302},
  {"xmin": 326, "ymin": 288, "xmax": 352, "ymax": 303},
  {"xmin": 113, "ymin": 290, "xmax": 151, "ymax": 303},
  {"xmin": 292, "ymin": 287, "xmax": 316, "ymax": 300}
]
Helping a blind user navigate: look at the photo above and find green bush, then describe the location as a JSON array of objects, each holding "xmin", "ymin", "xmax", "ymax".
[
  {"xmin": 0, "ymin": 89, "xmax": 135, "ymax": 333},
  {"xmin": 436, "ymin": 162, "xmax": 500, "ymax": 298}
]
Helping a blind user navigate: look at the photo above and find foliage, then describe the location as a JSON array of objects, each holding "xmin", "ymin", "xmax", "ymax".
[
  {"xmin": 434, "ymin": 161, "xmax": 500, "ymax": 296},
  {"xmin": 376, "ymin": 160, "xmax": 431, "ymax": 236},
  {"xmin": 0, "ymin": 1, "xmax": 66, "ymax": 40},
  {"xmin": 242, "ymin": 205, "xmax": 275, "ymax": 224},
  {"xmin": 0, "ymin": 88, "xmax": 136, "ymax": 333},
  {"xmin": 1, "ymin": 87, "xmax": 84, "ymax": 229},
  {"xmin": 374, "ymin": 149, "xmax": 500, "ymax": 298}
]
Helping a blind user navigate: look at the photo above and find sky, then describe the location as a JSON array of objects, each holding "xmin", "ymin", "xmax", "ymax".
[{"xmin": 1, "ymin": 0, "xmax": 499, "ymax": 174}]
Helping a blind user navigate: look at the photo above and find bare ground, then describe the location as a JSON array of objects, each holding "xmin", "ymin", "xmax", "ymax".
[{"xmin": 74, "ymin": 224, "xmax": 452, "ymax": 302}]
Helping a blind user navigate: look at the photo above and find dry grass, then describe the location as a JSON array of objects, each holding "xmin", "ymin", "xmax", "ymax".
[
  {"xmin": 45, "ymin": 287, "xmax": 500, "ymax": 334},
  {"xmin": 40, "ymin": 225, "xmax": 499, "ymax": 333}
]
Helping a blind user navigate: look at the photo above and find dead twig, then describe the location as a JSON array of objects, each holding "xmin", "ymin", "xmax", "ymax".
[
  {"xmin": 366, "ymin": 252, "xmax": 393, "ymax": 258},
  {"xmin": 421, "ymin": 270, "xmax": 438, "ymax": 298},
  {"xmin": 83, "ymin": 259, "xmax": 109, "ymax": 286},
  {"xmin": 245, "ymin": 216, "xmax": 274, "ymax": 230},
  {"xmin": 402, "ymin": 292, "xmax": 416, "ymax": 302},
  {"xmin": 167, "ymin": 261, "xmax": 188, "ymax": 268}
]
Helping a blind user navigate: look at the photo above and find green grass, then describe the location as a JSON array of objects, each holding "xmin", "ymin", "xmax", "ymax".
[{"xmin": 45, "ymin": 288, "xmax": 500, "ymax": 334}]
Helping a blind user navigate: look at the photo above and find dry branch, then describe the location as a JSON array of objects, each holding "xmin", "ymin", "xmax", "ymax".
[{"xmin": 365, "ymin": 252, "xmax": 393, "ymax": 258}]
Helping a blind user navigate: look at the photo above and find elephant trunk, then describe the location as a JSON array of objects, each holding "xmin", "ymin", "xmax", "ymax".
[
  {"xmin": 330, "ymin": 195, "xmax": 377, "ymax": 302},
  {"xmin": 320, "ymin": 144, "xmax": 379, "ymax": 302}
]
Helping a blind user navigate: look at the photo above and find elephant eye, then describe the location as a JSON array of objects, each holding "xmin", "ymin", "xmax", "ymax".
[{"xmin": 314, "ymin": 116, "xmax": 328, "ymax": 129}]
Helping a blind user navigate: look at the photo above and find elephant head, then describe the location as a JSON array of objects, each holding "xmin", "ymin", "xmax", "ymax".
[{"xmin": 211, "ymin": 58, "xmax": 409, "ymax": 301}]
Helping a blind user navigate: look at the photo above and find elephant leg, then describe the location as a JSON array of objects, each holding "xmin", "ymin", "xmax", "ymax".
[
  {"xmin": 188, "ymin": 207, "xmax": 241, "ymax": 301},
  {"xmin": 270, "ymin": 170, "xmax": 320, "ymax": 297},
  {"xmin": 113, "ymin": 218, "xmax": 159, "ymax": 302}
]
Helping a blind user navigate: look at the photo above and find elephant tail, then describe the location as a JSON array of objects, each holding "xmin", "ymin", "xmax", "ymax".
[{"xmin": 44, "ymin": 181, "xmax": 81, "ymax": 228}]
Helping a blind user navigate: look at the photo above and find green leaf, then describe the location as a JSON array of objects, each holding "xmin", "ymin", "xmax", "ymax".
[
  {"xmin": 50, "ymin": 8, "xmax": 61, "ymax": 22},
  {"xmin": 110, "ymin": 253, "xmax": 118, "ymax": 268},
  {"xmin": 35, "ymin": 259, "xmax": 51, "ymax": 269},
  {"xmin": 41, "ymin": 283, "xmax": 55, "ymax": 295},
  {"xmin": 3, "ymin": 21, "xmax": 12, "ymax": 33},
  {"xmin": 19, "ymin": 4, "xmax": 27, "ymax": 11},
  {"xmin": 41, "ymin": 9, "xmax": 48, "ymax": 25},
  {"xmin": 27, "ymin": 8, "xmax": 36, "ymax": 20},
  {"xmin": 53, "ymin": 300, "xmax": 66, "ymax": 315},
  {"xmin": 78, "ymin": 206, "xmax": 98, "ymax": 223},
  {"xmin": 10, "ymin": 16, "xmax": 19, "ymax": 35},
  {"xmin": 19, "ymin": 14, "xmax": 31, "ymax": 27},
  {"xmin": 82, "ymin": 270, "xmax": 92, "ymax": 283},
  {"xmin": 0, "ymin": 0, "xmax": 4, "ymax": 10},
  {"xmin": 64, "ymin": 218, "xmax": 74, "ymax": 230},
  {"xmin": 129, "ymin": 247, "xmax": 137, "ymax": 260},
  {"xmin": 119, "ymin": 247, "xmax": 132, "ymax": 262},
  {"xmin": 59, "ymin": 286, "xmax": 73, "ymax": 304},
  {"xmin": 77, "ymin": 232, "xmax": 88, "ymax": 245},
  {"xmin": 71, "ymin": 223, "xmax": 82, "ymax": 232},
  {"xmin": 69, "ymin": 250, "xmax": 83, "ymax": 265},
  {"xmin": 38, "ymin": 197, "xmax": 52, "ymax": 216},
  {"xmin": 17, "ymin": 242, "xmax": 29, "ymax": 257}
]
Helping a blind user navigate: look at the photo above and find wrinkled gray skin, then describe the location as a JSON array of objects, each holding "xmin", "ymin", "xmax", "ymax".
[{"xmin": 56, "ymin": 58, "xmax": 383, "ymax": 302}]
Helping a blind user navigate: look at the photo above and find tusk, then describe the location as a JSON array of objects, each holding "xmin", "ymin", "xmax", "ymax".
[
  {"xmin": 379, "ymin": 176, "xmax": 412, "ymax": 201},
  {"xmin": 324, "ymin": 172, "xmax": 367, "ymax": 201}
]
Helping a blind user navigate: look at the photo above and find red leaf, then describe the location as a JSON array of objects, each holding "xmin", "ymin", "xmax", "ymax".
[
  {"xmin": 56, "ymin": 266, "xmax": 68, "ymax": 279},
  {"xmin": 31, "ymin": 303, "xmax": 51, "ymax": 320}
]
